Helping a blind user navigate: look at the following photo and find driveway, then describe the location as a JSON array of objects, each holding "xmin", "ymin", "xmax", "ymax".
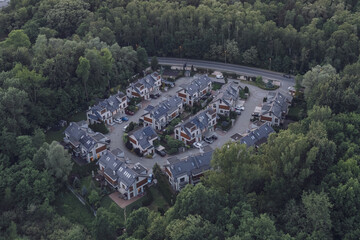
[{"xmin": 106, "ymin": 76, "xmax": 291, "ymax": 171}]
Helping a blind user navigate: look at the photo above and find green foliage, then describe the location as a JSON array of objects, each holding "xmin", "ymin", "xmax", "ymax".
[
  {"xmin": 153, "ymin": 163, "xmax": 176, "ymax": 206},
  {"xmin": 89, "ymin": 122, "xmax": 109, "ymax": 134},
  {"xmin": 151, "ymin": 56, "xmax": 159, "ymax": 71},
  {"xmin": 44, "ymin": 141, "xmax": 73, "ymax": 184},
  {"xmin": 164, "ymin": 135, "xmax": 184, "ymax": 154}
]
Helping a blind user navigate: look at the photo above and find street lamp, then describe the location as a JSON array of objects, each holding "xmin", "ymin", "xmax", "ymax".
[{"xmin": 269, "ymin": 57, "xmax": 272, "ymax": 70}]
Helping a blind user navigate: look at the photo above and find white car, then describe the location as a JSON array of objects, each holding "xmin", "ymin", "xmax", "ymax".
[
  {"xmin": 114, "ymin": 118, "xmax": 122, "ymax": 124},
  {"xmin": 123, "ymin": 124, "xmax": 129, "ymax": 132},
  {"xmin": 193, "ymin": 142, "xmax": 203, "ymax": 149},
  {"xmin": 216, "ymin": 74, "xmax": 224, "ymax": 79},
  {"xmin": 235, "ymin": 106, "xmax": 245, "ymax": 111}
]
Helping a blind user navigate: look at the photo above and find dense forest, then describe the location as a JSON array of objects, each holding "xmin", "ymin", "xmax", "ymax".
[{"xmin": 1, "ymin": 0, "xmax": 360, "ymax": 239}]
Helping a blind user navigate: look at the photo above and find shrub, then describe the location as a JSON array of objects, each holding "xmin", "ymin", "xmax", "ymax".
[
  {"xmin": 125, "ymin": 140, "xmax": 133, "ymax": 150},
  {"xmin": 141, "ymin": 187, "xmax": 153, "ymax": 206},
  {"xmin": 89, "ymin": 122, "xmax": 109, "ymax": 134},
  {"xmin": 244, "ymin": 86, "xmax": 249, "ymax": 93},
  {"xmin": 134, "ymin": 148, "xmax": 143, "ymax": 157}
]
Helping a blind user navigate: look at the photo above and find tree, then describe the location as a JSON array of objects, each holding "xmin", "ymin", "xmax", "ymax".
[
  {"xmin": 242, "ymin": 46, "xmax": 259, "ymax": 66},
  {"xmin": 44, "ymin": 141, "xmax": 73, "ymax": 183},
  {"xmin": 46, "ymin": 0, "xmax": 90, "ymax": 37},
  {"xmin": 137, "ymin": 47, "xmax": 149, "ymax": 72},
  {"xmin": 204, "ymin": 142, "xmax": 264, "ymax": 205},
  {"xmin": 0, "ymin": 30, "xmax": 31, "ymax": 49},
  {"xmin": 165, "ymin": 215, "xmax": 221, "ymax": 240},
  {"xmin": 76, "ymin": 56, "xmax": 90, "ymax": 101},
  {"xmin": 302, "ymin": 191, "xmax": 333, "ymax": 239},
  {"xmin": 88, "ymin": 190, "xmax": 100, "ymax": 207},
  {"xmin": 302, "ymin": 65, "xmax": 337, "ymax": 109},
  {"xmin": 151, "ymin": 56, "xmax": 158, "ymax": 71},
  {"xmin": 169, "ymin": 184, "xmax": 225, "ymax": 224}
]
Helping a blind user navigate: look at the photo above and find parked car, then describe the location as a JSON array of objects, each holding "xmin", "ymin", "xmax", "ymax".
[
  {"xmin": 123, "ymin": 124, "xmax": 129, "ymax": 132},
  {"xmin": 193, "ymin": 142, "xmax": 203, "ymax": 149},
  {"xmin": 235, "ymin": 106, "xmax": 245, "ymax": 111},
  {"xmin": 204, "ymin": 137, "xmax": 214, "ymax": 144},
  {"xmin": 121, "ymin": 116, "xmax": 129, "ymax": 121},
  {"xmin": 211, "ymin": 135, "xmax": 218, "ymax": 140},
  {"xmin": 216, "ymin": 74, "xmax": 224, "ymax": 79},
  {"xmin": 125, "ymin": 109, "xmax": 134, "ymax": 115},
  {"xmin": 283, "ymin": 74, "xmax": 292, "ymax": 78},
  {"xmin": 114, "ymin": 118, "xmax": 122, "ymax": 124},
  {"xmin": 236, "ymin": 110, "xmax": 242, "ymax": 115},
  {"xmin": 156, "ymin": 149, "xmax": 166, "ymax": 157},
  {"xmin": 150, "ymin": 94, "xmax": 156, "ymax": 99}
]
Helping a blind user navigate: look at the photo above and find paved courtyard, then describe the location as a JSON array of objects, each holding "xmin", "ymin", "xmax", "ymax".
[{"xmin": 105, "ymin": 76, "xmax": 291, "ymax": 171}]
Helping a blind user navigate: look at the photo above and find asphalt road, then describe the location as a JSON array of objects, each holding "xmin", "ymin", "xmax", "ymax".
[{"xmin": 153, "ymin": 57, "xmax": 295, "ymax": 84}]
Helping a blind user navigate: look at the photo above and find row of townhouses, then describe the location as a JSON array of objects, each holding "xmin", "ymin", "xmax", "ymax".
[
  {"xmin": 165, "ymin": 147, "xmax": 213, "ymax": 191},
  {"xmin": 174, "ymin": 108, "xmax": 217, "ymax": 145},
  {"xmin": 98, "ymin": 150, "xmax": 149, "ymax": 200},
  {"xmin": 211, "ymin": 82, "xmax": 241, "ymax": 116},
  {"xmin": 86, "ymin": 91, "xmax": 128, "ymax": 125},
  {"xmin": 128, "ymin": 126, "xmax": 159, "ymax": 156},
  {"xmin": 126, "ymin": 72, "xmax": 162, "ymax": 100},
  {"xmin": 141, "ymin": 96, "xmax": 183, "ymax": 130},
  {"xmin": 64, "ymin": 121, "xmax": 110, "ymax": 162},
  {"xmin": 239, "ymin": 122, "xmax": 275, "ymax": 147},
  {"xmin": 260, "ymin": 92, "xmax": 292, "ymax": 126},
  {"xmin": 177, "ymin": 75, "xmax": 212, "ymax": 106}
]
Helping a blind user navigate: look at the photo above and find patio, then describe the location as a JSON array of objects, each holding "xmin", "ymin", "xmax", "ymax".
[{"xmin": 109, "ymin": 192, "xmax": 144, "ymax": 209}]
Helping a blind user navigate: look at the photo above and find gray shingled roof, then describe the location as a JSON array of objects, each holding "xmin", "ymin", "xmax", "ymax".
[
  {"xmin": 98, "ymin": 151, "xmax": 148, "ymax": 188},
  {"xmin": 132, "ymin": 126, "xmax": 158, "ymax": 150},
  {"xmin": 149, "ymin": 96, "xmax": 182, "ymax": 121},
  {"xmin": 261, "ymin": 92, "xmax": 291, "ymax": 118},
  {"xmin": 131, "ymin": 72, "xmax": 160, "ymax": 92},
  {"xmin": 64, "ymin": 122, "xmax": 86, "ymax": 146},
  {"xmin": 240, "ymin": 123, "xmax": 274, "ymax": 147},
  {"xmin": 88, "ymin": 91, "xmax": 126, "ymax": 121},
  {"xmin": 116, "ymin": 165, "xmax": 138, "ymax": 189},
  {"xmin": 79, "ymin": 134, "xmax": 96, "ymax": 151},
  {"xmin": 167, "ymin": 150, "xmax": 213, "ymax": 180},
  {"xmin": 212, "ymin": 82, "xmax": 240, "ymax": 106},
  {"xmin": 184, "ymin": 75, "xmax": 211, "ymax": 95},
  {"xmin": 180, "ymin": 108, "xmax": 215, "ymax": 136}
]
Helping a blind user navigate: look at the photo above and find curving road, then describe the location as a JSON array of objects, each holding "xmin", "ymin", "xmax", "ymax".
[{"xmin": 152, "ymin": 57, "xmax": 295, "ymax": 83}]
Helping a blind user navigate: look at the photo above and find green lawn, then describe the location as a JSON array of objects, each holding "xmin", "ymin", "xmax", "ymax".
[
  {"xmin": 240, "ymin": 80, "xmax": 279, "ymax": 90},
  {"xmin": 148, "ymin": 187, "xmax": 170, "ymax": 211},
  {"xmin": 212, "ymin": 82, "xmax": 224, "ymax": 90},
  {"xmin": 45, "ymin": 110, "xmax": 87, "ymax": 143},
  {"xmin": 54, "ymin": 190, "xmax": 94, "ymax": 229}
]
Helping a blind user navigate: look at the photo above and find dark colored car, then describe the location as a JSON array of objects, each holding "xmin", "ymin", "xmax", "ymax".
[
  {"xmin": 283, "ymin": 74, "xmax": 291, "ymax": 78},
  {"xmin": 125, "ymin": 109, "xmax": 134, "ymax": 115},
  {"xmin": 156, "ymin": 149, "xmax": 166, "ymax": 157},
  {"xmin": 121, "ymin": 116, "xmax": 129, "ymax": 121}
]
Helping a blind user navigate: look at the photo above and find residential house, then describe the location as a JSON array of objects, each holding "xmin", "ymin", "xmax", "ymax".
[
  {"xmin": 211, "ymin": 82, "xmax": 241, "ymax": 116},
  {"xmin": 260, "ymin": 92, "xmax": 292, "ymax": 126},
  {"xmin": 141, "ymin": 96, "xmax": 183, "ymax": 130},
  {"xmin": 128, "ymin": 126, "xmax": 158, "ymax": 155},
  {"xmin": 174, "ymin": 108, "xmax": 217, "ymax": 145},
  {"xmin": 98, "ymin": 150, "xmax": 149, "ymax": 200},
  {"xmin": 126, "ymin": 72, "xmax": 162, "ymax": 100},
  {"xmin": 177, "ymin": 75, "xmax": 212, "ymax": 106},
  {"xmin": 87, "ymin": 91, "xmax": 127, "ymax": 125},
  {"xmin": 64, "ymin": 122, "xmax": 109, "ymax": 162},
  {"xmin": 239, "ymin": 122, "xmax": 275, "ymax": 147},
  {"xmin": 164, "ymin": 148, "xmax": 213, "ymax": 191}
]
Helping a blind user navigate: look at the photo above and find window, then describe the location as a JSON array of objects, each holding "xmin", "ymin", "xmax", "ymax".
[
  {"xmin": 180, "ymin": 177, "xmax": 185, "ymax": 182},
  {"xmin": 175, "ymin": 130, "xmax": 179, "ymax": 135}
]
